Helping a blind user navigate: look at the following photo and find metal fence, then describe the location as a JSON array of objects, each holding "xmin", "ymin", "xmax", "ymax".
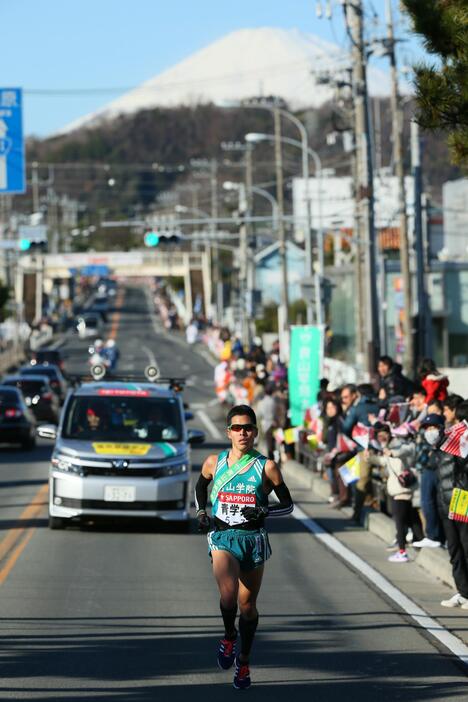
[{"xmin": 294, "ymin": 437, "xmax": 393, "ymax": 517}]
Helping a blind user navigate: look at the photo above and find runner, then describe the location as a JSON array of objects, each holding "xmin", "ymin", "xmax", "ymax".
[{"xmin": 195, "ymin": 404, "xmax": 294, "ymax": 689}]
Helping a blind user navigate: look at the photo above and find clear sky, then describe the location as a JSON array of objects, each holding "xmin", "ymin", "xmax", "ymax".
[{"xmin": 2, "ymin": 0, "xmax": 426, "ymax": 137}]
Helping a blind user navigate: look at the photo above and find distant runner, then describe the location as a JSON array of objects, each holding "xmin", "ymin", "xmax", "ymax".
[{"xmin": 195, "ymin": 404, "xmax": 294, "ymax": 690}]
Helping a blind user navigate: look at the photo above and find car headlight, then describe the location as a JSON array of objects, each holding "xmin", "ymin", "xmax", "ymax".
[
  {"xmin": 159, "ymin": 463, "xmax": 187, "ymax": 477},
  {"xmin": 51, "ymin": 455, "xmax": 82, "ymax": 475}
]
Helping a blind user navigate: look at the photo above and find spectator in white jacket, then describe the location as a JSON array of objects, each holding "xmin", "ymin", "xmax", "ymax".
[{"xmin": 366, "ymin": 424, "xmax": 423, "ymax": 563}]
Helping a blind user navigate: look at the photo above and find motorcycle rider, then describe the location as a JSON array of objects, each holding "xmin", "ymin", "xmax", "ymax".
[{"xmin": 103, "ymin": 339, "xmax": 119, "ymax": 372}]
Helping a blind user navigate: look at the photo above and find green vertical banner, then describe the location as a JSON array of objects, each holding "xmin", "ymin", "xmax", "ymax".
[{"xmin": 288, "ymin": 325, "xmax": 323, "ymax": 426}]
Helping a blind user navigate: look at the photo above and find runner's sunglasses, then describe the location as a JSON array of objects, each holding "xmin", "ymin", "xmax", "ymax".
[{"xmin": 228, "ymin": 423, "xmax": 257, "ymax": 432}]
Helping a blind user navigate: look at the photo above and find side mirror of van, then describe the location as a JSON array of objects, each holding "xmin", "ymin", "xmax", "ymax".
[{"xmin": 187, "ymin": 429, "xmax": 205, "ymax": 445}]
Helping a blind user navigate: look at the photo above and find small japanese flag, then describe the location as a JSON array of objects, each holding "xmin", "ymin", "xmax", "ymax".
[{"xmin": 440, "ymin": 421, "xmax": 468, "ymax": 459}]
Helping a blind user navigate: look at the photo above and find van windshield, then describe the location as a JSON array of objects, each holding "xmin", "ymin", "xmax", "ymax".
[{"xmin": 62, "ymin": 395, "xmax": 183, "ymax": 442}]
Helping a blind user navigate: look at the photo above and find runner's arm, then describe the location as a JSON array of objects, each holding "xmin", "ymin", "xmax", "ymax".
[
  {"xmin": 264, "ymin": 460, "xmax": 294, "ymax": 517},
  {"xmin": 242, "ymin": 460, "xmax": 294, "ymax": 521},
  {"xmin": 194, "ymin": 454, "xmax": 216, "ymax": 514}
]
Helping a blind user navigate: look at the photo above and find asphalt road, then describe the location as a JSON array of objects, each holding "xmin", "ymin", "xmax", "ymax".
[{"xmin": 0, "ymin": 284, "xmax": 466, "ymax": 700}]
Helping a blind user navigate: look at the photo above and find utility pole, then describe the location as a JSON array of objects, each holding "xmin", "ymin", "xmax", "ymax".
[
  {"xmin": 210, "ymin": 158, "xmax": 220, "ymax": 322},
  {"xmin": 245, "ymin": 143, "xmax": 255, "ymax": 344},
  {"xmin": 411, "ymin": 120, "xmax": 432, "ymax": 359},
  {"xmin": 238, "ymin": 182, "xmax": 249, "ymax": 345},
  {"xmin": 346, "ymin": 0, "xmax": 380, "ymax": 376},
  {"xmin": 386, "ymin": 0, "xmax": 413, "ymax": 373},
  {"xmin": 32, "ymin": 162, "xmax": 40, "ymax": 213},
  {"xmin": 274, "ymin": 106, "xmax": 289, "ymax": 335}
]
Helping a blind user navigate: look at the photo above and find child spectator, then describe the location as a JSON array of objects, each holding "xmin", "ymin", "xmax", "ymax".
[
  {"xmin": 413, "ymin": 414, "xmax": 445, "ymax": 548},
  {"xmin": 418, "ymin": 358, "xmax": 449, "ymax": 403},
  {"xmin": 367, "ymin": 423, "xmax": 423, "ymax": 562},
  {"xmin": 443, "ymin": 395, "xmax": 464, "ymax": 429}
]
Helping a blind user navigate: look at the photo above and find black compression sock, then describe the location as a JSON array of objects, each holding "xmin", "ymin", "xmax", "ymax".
[
  {"xmin": 239, "ymin": 614, "xmax": 259, "ymax": 658},
  {"xmin": 220, "ymin": 602, "xmax": 237, "ymax": 639}
]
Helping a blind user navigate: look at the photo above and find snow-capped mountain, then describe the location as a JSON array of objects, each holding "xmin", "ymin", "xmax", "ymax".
[{"xmin": 58, "ymin": 27, "xmax": 392, "ymax": 135}]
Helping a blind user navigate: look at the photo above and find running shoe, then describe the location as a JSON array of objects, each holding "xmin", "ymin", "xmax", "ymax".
[
  {"xmin": 217, "ymin": 636, "xmax": 236, "ymax": 670},
  {"xmin": 233, "ymin": 657, "xmax": 251, "ymax": 690},
  {"xmin": 388, "ymin": 550, "xmax": 409, "ymax": 563}
]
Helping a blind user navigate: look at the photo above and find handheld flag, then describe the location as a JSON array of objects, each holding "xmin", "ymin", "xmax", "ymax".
[
  {"xmin": 440, "ymin": 421, "xmax": 468, "ymax": 459},
  {"xmin": 338, "ymin": 454, "xmax": 361, "ymax": 486},
  {"xmin": 352, "ymin": 423, "xmax": 371, "ymax": 449}
]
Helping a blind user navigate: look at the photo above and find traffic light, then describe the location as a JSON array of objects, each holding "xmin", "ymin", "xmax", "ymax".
[
  {"xmin": 19, "ymin": 239, "xmax": 47, "ymax": 253},
  {"xmin": 144, "ymin": 230, "xmax": 184, "ymax": 247},
  {"xmin": 144, "ymin": 231, "xmax": 160, "ymax": 247}
]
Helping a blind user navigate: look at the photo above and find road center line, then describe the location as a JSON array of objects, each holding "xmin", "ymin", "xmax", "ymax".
[
  {"xmin": 0, "ymin": 527, "xmax": 37, "ymax": 586},
  {"xmin": 0, "ymin": 482, "xmax": 48, "ymax": 587},
  {"xmin": 197, "ymin": 409, "xmax": 223, "ymax": 440},
  {"xmin": 108, "ymin": 290, "xmax": 125, "ymax": 340},
  {"xmin": 292, "ymin": 504, "xmax": 468, "ymax": 667}
]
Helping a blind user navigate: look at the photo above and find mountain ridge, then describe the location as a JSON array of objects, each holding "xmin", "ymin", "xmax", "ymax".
[{"xmin": 57, "ymin": 27, "xmax": 393, "ymax": 135}]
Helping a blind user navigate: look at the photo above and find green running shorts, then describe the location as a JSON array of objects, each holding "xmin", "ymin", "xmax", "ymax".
[{"xmin": 207, "ymin": 528, "xmax": 272, "ymax": 571}]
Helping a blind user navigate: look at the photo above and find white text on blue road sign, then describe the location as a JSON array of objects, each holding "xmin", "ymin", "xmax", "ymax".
[{"xmin": 0, "ymin": 88, "xmax": 25, "ymax": 194}]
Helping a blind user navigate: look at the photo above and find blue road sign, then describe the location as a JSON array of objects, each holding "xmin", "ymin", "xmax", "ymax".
[{"xmin": 0, "ymin": 88, "xmax": 25, "ymax": 194}]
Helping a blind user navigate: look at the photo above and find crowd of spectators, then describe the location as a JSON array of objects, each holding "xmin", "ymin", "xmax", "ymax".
[{"xmin": 300, "ymin": 356, "xmax": 468, "ymax": 611}]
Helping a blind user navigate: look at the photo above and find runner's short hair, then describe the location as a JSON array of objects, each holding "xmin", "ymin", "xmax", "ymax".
[{"xmin": 227, "ymin": 404, "xmax": 257, "ymax": 426}]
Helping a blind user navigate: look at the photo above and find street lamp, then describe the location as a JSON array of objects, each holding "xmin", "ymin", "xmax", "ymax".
[
  {"xmin": 222, "ymin": 181, "xmax": 250, "ymax": 342},
  {"xmin": 245, "ymin": 131, "xmax": 324, "ymax": 326},
  {"xmin": 174, "ymin": 204, "xmax": 210, "ymax": 220},
  {"xmin": 251, "ymin": 186, "xmax": 279, "ymax": 231},
  {"xmin": 221, "ymin": 101, "xmax": 313, "ymax": 260},
  {"xmin": 174, "ymin": 204, "xmax": 212, "ymax": 321}
]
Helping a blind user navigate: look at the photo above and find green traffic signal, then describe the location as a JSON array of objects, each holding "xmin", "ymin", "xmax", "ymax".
[
  {"xmin": 19, "ymin": 239, "xmax": 31, "ymax": 251},
  {"xmin": 144, "ymin": 231, "xmax": 160, "ymax": 247}
]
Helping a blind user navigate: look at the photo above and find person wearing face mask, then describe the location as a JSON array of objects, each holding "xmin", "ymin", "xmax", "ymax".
[
  {"xmin": 366, "ymin": 423, "xmax": 422, "ymax": 562},
  {"xmin": 412, "ymin": 414, "xmax": 446, "ymax": 548}
]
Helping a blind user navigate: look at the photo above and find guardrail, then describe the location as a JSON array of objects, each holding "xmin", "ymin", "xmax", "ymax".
[{"xmin": 294, "ymin": 435, "xmax": 393, "ymax": 517}]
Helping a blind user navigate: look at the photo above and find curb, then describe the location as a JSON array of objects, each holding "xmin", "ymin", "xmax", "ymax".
[{"xmin": 283, "ymin": 458, "xmax": 455, "ymax": 590}]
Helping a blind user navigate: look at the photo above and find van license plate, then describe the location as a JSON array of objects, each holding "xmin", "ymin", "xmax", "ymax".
[{"xmin": 104, "ymin": 486, "xmax": 136, "ymax": 502}]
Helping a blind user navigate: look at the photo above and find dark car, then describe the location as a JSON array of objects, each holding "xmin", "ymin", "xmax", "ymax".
[
  {"xmin": 0, "ymin": 386, "xmax": 37, "ymax": 449},
  {"xmin": 20, "ymin": 364, "xmax": 68, "ymax": 404},
  {"xmin": 30, "ymin": 348, "xmax": 65, "ymax": 372},
  {"xmin": 3, "ymin": 375, "xmax": 60, "ymax": 424}
]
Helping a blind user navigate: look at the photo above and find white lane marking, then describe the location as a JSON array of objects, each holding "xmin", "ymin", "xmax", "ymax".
[
  {"xmin": 197, "ymin": 409, "xmax": 222, "ymax": 440},
  {"xmin": 191, "ymin": 399, "xmax": 219, "ymax": 410},
  {"xmin": 292, "ymin": 504, "xmax": 468, "ymax": 667},
  {"xmin": 142, "ymin": 345, "xmax": 157, "ymax": 366}
]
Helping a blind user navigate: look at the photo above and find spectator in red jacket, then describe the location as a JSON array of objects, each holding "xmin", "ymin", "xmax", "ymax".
[{"xmin": 418, "ymin": 358, "xmax": 449, "ymax": 404}]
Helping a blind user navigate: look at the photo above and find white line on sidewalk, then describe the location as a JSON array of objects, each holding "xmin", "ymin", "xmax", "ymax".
[
  {"xmin": 292, "ymin": 504, "xmax": 468, "ymax": 667},
  {"xmin": 197, "ymin": 409, "xmax": 222, "ymax": 440}
]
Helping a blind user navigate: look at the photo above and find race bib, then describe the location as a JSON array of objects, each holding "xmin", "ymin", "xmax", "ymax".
[{"xmin": 215, "ymin": 491, "xmax": 256, "ymax": 526}]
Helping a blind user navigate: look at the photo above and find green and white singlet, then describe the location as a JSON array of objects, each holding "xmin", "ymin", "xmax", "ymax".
[{"xmin": 211, "ymin": 449, "xmax": 269, "ymax": 528}]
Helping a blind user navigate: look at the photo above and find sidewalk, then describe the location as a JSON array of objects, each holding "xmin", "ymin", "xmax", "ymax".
[
  {"xmin": 284, "ymin": 459, "xmax": 455, "ymax": 588},
  {"xmin": 283, "ymin": 459, "xmax": 468, "ymax": 650}
]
